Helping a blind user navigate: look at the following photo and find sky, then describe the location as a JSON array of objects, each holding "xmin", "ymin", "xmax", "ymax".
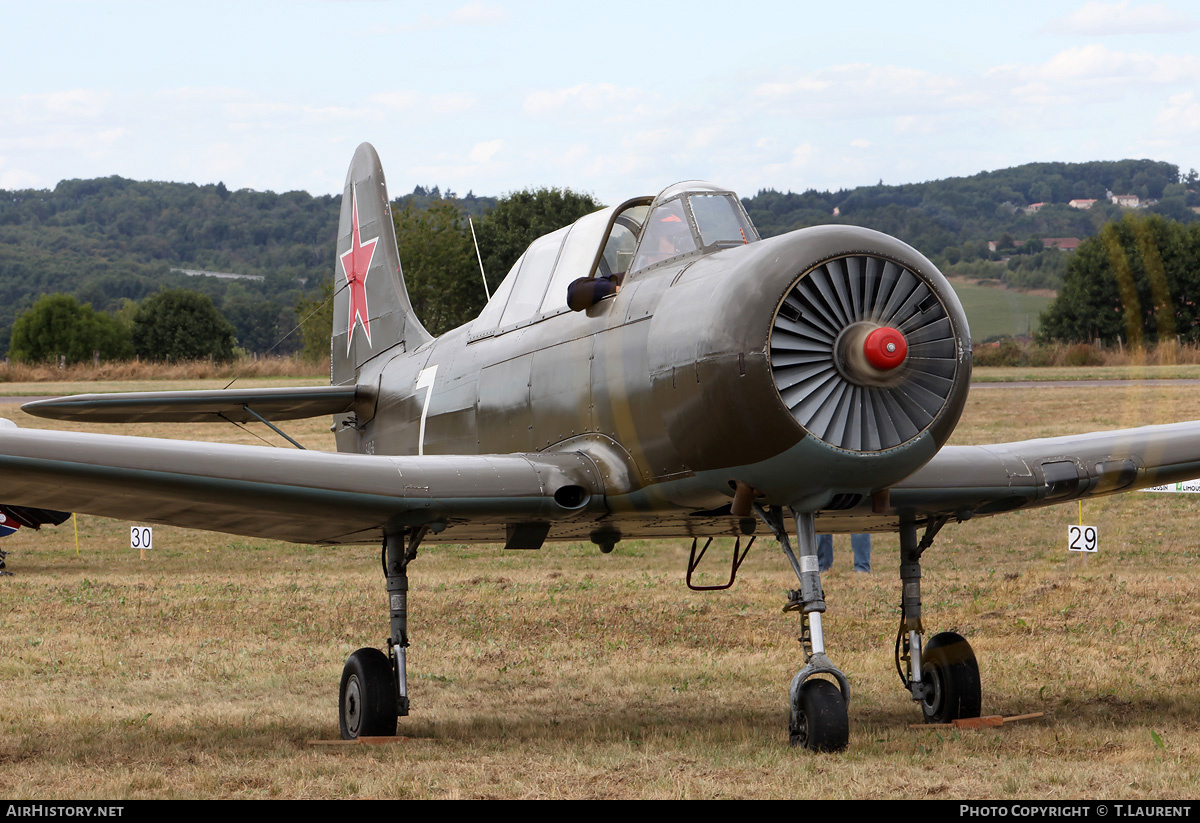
[{"xmin": 2, "ymin": 0, "xmax": 1199, "ymax": 204}]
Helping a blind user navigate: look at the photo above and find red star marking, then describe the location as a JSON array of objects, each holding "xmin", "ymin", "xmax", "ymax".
[{"xmin": 340, "ymin": 185, "xmax": 378, "ymax": 354}]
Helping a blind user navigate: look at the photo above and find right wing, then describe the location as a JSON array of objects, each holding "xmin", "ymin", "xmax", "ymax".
[{"xmin": 0, "ymin": 424, "xmax": 602, "ymax": 545}]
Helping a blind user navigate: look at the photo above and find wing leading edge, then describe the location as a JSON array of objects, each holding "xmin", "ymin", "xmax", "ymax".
[{"xmin": 0, "ymin": 426, "xmax": 603, "ymax": 545}]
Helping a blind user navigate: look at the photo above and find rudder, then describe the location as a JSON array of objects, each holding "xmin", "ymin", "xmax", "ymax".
[{"xmin": 332, "ymin": 143, "xmax": 431, "ymax": 386}]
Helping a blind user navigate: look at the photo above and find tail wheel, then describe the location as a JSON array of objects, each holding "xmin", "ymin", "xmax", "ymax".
[
  {"xmin": 339, "ymin": 647, "xmax": 398, "ymax": 739},
  {"xmin": 920, "ymin": 631, "xmax": 981, "ymax": 724},
  {"xmin": 790, "ymin": 678, "xmax": 849, "ymax": 752}
]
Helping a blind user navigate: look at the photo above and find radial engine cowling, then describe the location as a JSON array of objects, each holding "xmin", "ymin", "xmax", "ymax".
[
  {"xmin": 648, "ymin": 224, "xmax": 972, "ymax": 511},
  {"xmin": 770, "ymin": 249, "xmax": 967, "ymax": 454}
]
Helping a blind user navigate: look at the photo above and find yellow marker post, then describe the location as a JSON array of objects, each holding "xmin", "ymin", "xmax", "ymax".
[
  {"xmin": 1079, "ymin": 501, "xmax": 1085, "ymax": 564},
  {"xmin": 73, "ymin": 513, "xmax": 79, "ymax": 556}
]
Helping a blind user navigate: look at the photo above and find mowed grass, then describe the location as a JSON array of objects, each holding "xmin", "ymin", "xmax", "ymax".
[
  {"xmin": 2, "ymin": 383, "xmax": 1200, "ymax": 798},
  {"xmin": 949, "ymin": 279, "xmax": 1054, "ymax": 342}
]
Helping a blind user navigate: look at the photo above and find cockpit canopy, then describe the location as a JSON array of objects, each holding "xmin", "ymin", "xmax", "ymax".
[
  {"xmin": 469, "ymin": 180, "xmax": 759, "ymax": 341},
  {"xmin": 629, "ymin": 181, "xmax": 759, "ymax": 274}
]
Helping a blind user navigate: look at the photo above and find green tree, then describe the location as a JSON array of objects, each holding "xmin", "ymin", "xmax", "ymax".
[
  {"xmin": 223, "ymin": 294, "xmax": 291, "ymax": 354},
  {"xmin": 473, "ymin": 187, "xmax": 602, "ymax": 293},
  {"xmin": 1039, "ymin": 214, "xmax": 1200, "ymax": 344},
  {"xmin": 393, "ymin": 200, "xmax": 480, "ymax": 336},
  {"xmin": 9, "ymin": 293, "xmax": 133, "ymax": 364},
  {"xmin": 294, "ymin": 279, "xmax": 334, "ymax": 363},
  {"xmin": 132, "ymin": 289, "xmax": 236, "ymax": 362}
]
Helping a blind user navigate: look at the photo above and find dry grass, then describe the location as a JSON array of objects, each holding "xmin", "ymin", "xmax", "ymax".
[
  {"xmin": 0, "ymin": 355, "xmax": 327, "ymax": 385},
  {"xmin": 2, "ymin": 383, "xmax": 1199, "ymax": 798},
  {"xmin": 974, "ymin": 339, "xmax": 1200, "ymax": 370}
]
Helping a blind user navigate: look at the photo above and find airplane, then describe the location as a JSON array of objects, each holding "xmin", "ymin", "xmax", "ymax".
[
  {"xmin": 0, "ymin": 502, "xmax": 70, "ymax": 574},
  {"xmin": 7, "ymin": 142, "xmax": 1200, "ymax": 752}
]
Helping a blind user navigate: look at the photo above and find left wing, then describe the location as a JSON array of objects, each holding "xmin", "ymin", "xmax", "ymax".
[
  {"xmin": 817, "ymin": 421, "xmax": 1200, "ymax": 532},
  {"xmin": 0, "ymin": 424, "xmax": 603, "ymax": 545}
]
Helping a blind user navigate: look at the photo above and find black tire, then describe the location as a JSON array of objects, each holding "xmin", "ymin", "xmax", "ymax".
[
  {"xmin": 339, "ymin": 647, "xmax": 398, "ymax": 739},
  {"xmin": 789, "ymin": 678, "xmax": 849, "ymax": 752},
  {"xmin": 920, "ymin": 631, "xmax": 981, "ymax": 724}
]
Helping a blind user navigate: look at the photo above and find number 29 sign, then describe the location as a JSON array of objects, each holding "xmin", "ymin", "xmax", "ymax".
[{"xmin": 1068, "ymin": 524, "xmax": 1097, "ymax": 553}]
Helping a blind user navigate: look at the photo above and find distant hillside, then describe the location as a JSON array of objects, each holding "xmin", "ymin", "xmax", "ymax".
[
  {"xmin": 744, "ymin": 159, "xmax": 1199, "ymax": 293},
  {"xmin": 0, "ymin": 177, "xmax": 492, "ymax": 355},
  {"xmin": 0, "ymin": 159, "xmax": 1194, "ymax": 355}
]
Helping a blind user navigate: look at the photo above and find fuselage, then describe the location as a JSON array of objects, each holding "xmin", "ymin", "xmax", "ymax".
[{"xmin": 338, "ymin": 223, "xmax": 972, "ymax": 524}]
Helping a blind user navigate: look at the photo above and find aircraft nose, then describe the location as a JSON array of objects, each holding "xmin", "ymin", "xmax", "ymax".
[{"xmin": 766, "ymin": 247, "xmax": 969, "ymax": 453}]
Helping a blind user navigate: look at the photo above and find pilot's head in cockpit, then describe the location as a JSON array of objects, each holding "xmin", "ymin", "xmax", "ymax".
[{"xmin": 645, "ymin": 200, "xmax": 695, "ymax": 264}]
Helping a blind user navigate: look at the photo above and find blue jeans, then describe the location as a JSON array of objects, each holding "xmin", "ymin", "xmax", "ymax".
[{"xmin": 817, "ymin": 533, "xmax": 871, "ymax": 573}]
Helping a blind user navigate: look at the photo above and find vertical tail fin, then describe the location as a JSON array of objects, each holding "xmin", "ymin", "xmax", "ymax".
[{"xmin": 332, "ymin": 143, "xmax": 431, "ymax": 385}]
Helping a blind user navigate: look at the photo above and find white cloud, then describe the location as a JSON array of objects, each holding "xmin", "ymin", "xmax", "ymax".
[
  {"xmin": 390, "ymin": 2, "xmax": 507, "ymax": 32},
  {"xmin": 1046, "ymin": 1, "xmax": 1198, "ymax": 35},
  {"xmin": 1154, "ymin": 92, "xmax": 1200, "ymax": 136},
  {"xmin": 429, "ymin": 93, "xmax": 476, "ymax": 115},
  {"xmin": 750, "ymin": 64, "xmax": 971, "ymax": 119},
  {"xmin": 8, "ymin": 89, "xmax": 112, "ymax": 126},
  {"xmin": 761, "ymin": 143, "xmax": 817, "ymax": 175},
  {"xmin": 468, "ymin": 139, "xmax": 502, "ymax": 163},
  {"xmin": 754, "ymin": 77, "xmax": 831, "ymax": 97},
  {"xmin": 369, "ymin": 91, "xmax": 421, "ymax": 111},
  {"xmin": 620, "ymin": 128, "xmax": 675, "ymax": 151},
  {"xmin": 450, "ymin": 2, "xmax": 506, "ymax": 25},
  {"xmin": 893, "ymin": 116, "xmax": 936, "ymax": 136},
  {"xmin": 990, "ymin": 44, "xmax": 1200, "ymax": 110},
  {"xmin": 0, "ymin": 168, "xmax": 39, "ymax": 190},
  {"xmin": 788, "ymin": 144, "xmax": 815, "ymax": 167},
  {"xmin": 686, "ymin": 125, "xmax": 724, "ymax": 150},
  {"xmin": 1040, "ymin": 43, "xmax": 1197, "ymax": 83},
  {"xmin": 524, "ymin": 83, "xmax": 644, "ymax": 116}
]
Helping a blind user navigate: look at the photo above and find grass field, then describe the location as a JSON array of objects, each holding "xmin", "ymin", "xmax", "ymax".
[
  {"xmin": 2, "ymin": 381, "xmax": 1199, "ymax": 799},
  {"xmin": 949, "ymin": 279, "xmax": 1054, "ymax": 342}
]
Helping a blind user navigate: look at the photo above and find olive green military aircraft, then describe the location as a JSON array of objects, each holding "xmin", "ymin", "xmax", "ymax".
[{"xmin": 9, "ymin": 143, "xmax": 1200, "ymax": 751}]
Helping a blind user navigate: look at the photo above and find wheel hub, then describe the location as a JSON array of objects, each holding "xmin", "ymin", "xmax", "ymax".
[
  {"xmin": 343, "ymin": 675, "xmax": 362, "ymax": 736},
  {"xmin": 921, "ymin": 665, "xmax": 945, "ymax": 717}
]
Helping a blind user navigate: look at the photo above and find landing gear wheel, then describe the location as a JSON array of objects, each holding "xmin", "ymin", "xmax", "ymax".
[
  {"xmin": 339, "ymin": 647, "xmax": 398, "ymax": 739},
  {"xmin": 920, "ymin": 631, "xmax": 981, "ymax": 724},
  {"xmin": 790, "ymin": 678, "xmax": 849, "ymax": 752}
]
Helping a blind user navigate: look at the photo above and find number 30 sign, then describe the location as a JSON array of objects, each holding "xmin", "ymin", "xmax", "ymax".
[{"xmin": 130, "ymin": 526, "xmax": 153, "ymax": 550}]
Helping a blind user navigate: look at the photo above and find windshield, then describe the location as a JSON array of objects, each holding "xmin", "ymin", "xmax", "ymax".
[
  {"xmin": 628, "ymin": 199, "xmax": 696, "ymax": 272},
  {"xmin": 690, "ymin": 193, "xmax": 755, "ymax": 247}
]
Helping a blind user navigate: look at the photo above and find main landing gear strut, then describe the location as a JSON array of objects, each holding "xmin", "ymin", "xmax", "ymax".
[
  {"xmin": 896, "ymin": 516, "xmax": 981, "ymax": 724},
  {"xmin": 339, "ymin": 526, "xmax": 427, "ymax": 739},
  {"xmin": 754, "ymin": 507, "xmax": 982, "ymax": 751}
]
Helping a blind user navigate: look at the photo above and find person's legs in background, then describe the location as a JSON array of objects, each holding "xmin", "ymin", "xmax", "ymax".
[
  {"xmin": 817, "ymin": 533, "xmax": 833, "ymax": 572},
  {"xmin": 851, "ymin": 533, "xmax": 871, "ymax": 573}
]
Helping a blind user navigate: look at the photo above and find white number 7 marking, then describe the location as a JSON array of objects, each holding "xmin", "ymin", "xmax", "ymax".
[{"xmin": 416, "ymin": 365, "xmax": 438, "ymax": 456}]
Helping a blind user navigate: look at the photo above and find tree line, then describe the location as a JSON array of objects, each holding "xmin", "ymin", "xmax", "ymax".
[
  {"xmin": 8, "ymin": 186, "xmax": 599, "ymax": 364},
  {"xmin": 5, "ymin": 158, "xmax": 1199, "ymax": 361},
  {"xmin": 746, "ymin": 159, "xmax": 1199, "ymax": 292},
  {"xmin": 1039, "ymin": 213, "xmax": 1200, "ymax": 345}
]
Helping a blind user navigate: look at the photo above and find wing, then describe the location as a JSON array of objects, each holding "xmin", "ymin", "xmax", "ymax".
[
  {"xmin": 0, "ymin": 424, "xmax": 603, "ymax": 545},
  {"xmin": 814, "ymin": 421, "xmax": 1200, "ymax": 532},
  {"xmin": 21, "ymin": 385, "xmax": 359, "ymax": 423}
]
